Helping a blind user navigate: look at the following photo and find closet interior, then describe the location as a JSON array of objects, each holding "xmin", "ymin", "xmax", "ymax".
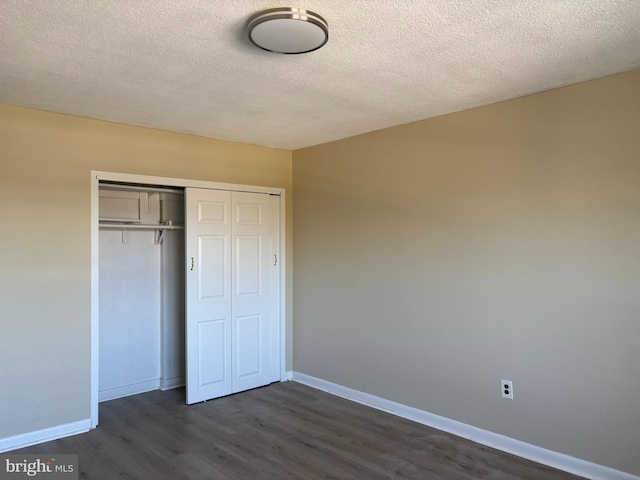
[{"xmin": 98, "ymin": 183, "xmax": 185, "ymax": 401}]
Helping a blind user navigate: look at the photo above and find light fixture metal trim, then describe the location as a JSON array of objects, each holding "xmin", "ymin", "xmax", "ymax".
[{"xmin": 247, "ymin": 7, "xmax": 329, "ymax": 54}]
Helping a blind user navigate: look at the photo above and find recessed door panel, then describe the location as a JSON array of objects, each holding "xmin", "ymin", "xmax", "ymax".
[
  {"xmin": 198, "ymin": 320, "xmax": 226, "ymax": 386},
  {"xmin": 198, "ymin": 236, "xmax": 226, "ymax": 300},
  {"xmin": 235, "ymin": 203, "xmax": 261, "ymax": 225},
  {"xmin": 198, "ymin": 201, "xmax": 228, "ymax": 223},
  {"xmin": 236, "ymin": 236, "xmax": 261, "ymax": 297},
  {"xmin": 235, "ymin": 314, "xmax": 261, "ymax": 378}
]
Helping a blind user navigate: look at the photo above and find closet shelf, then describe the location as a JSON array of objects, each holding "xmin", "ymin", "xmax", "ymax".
[
  {"xmin": 99, "ymin": 218, "xmax": 142, "ymax": 224},
  {"xmin": 99, "ymin": 221, "xmax": 183, "ymax": 245},
  {"xmin": 99, "ymin": 223, "xmax": 184, "ymax": 230}
]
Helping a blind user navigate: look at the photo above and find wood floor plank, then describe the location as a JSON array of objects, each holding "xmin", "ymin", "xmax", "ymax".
[{"xmin": 14, "ymin": 382, "xmax": 586, "ymax": 480}]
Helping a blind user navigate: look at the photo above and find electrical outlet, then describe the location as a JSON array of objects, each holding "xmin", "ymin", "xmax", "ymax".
[{"xmin": 501, "ymin": 380, "xmax": 514, "ymax": 399}]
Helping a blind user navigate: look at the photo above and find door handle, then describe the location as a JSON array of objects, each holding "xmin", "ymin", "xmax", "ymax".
[{"xmin": 190, "ymin": 257, "xmax": 194, "ymax": 271}]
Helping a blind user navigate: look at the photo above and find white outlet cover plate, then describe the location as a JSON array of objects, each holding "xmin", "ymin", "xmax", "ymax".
[{"xmin": 501, "ymin": 380, "xmax": 514, "ymax": 399}]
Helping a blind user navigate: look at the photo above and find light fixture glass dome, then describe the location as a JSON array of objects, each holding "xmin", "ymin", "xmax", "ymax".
[{"xmin": 247, "ymin": 7, "xmax": 328, "ymax": 54}]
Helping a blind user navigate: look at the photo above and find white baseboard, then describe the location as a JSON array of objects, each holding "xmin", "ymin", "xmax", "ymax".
[
  {"xmin": 161, "ymin": 376, "xmax": 185, "ymax": 391},
  {"xmin": 0, "ymin": 419, "xmax": 91, "ymax": 453},
  {"xmin": 99, "ymin": 379, "xmax": 161, "ymax": 402},
  {"xmin": 281, "ymin": 370, "xmax": 293, "ymax": 381},
  {"xmin": 292, "ymin": 372, "xmax": 639, "ymax": 480}
]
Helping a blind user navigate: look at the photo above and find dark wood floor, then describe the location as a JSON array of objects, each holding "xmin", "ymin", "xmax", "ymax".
[{"xmin": 17, "ymin": 382, "xmax": 585, "ymax": 479}]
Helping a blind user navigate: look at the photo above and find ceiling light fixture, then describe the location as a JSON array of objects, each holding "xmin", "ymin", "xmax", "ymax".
[{"xmin": 247, "ymin": 7, "xmax": 328, "ymax": 54}]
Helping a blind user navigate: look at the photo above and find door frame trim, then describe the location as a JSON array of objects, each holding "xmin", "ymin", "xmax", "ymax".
[{"xmin": 90, "ymin": 171, "xmax": 287, "ymax": 428}]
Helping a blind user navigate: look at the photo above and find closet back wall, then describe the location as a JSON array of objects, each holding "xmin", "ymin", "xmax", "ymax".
[
  {"xmin": 0, "ymin": 104, "xmax": 292, "ymax": 442},
  {"xmin": 99, "ymin": 226, "xmax": 162, "ymax": 400}
]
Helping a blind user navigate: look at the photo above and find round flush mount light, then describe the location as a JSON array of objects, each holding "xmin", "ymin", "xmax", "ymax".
[{"xmin": 247, "ymin": 7, "xmax": 328, "ymax": 54}]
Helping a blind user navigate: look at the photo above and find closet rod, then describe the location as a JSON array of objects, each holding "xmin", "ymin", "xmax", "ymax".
[
  {"xmin": 99, "ymin": 184, "xmax": 184, "ymax": 195},
  {"xmin": 99, "ymin": 224, "xmax": 184, "ymax": 230}
]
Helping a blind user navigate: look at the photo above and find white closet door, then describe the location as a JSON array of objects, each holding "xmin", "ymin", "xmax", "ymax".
[
  {"xmin": 185, "ymin": 188, "xmax": 276, "ymax": 404},
  {"xmin": 185, "ymin": 189, "xmax": 232, "ymax": 404},
  {"xmin": 231, "ymin": 191, "xmax": 273, "ymax": 393}
]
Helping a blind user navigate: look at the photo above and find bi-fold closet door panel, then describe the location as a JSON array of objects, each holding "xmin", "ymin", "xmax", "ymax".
[
  {"xmin": 232, "ymin": 191, "xmax": 273, "ymax": 394},
  {"xmin": 185, "ymin": 188, "xmax": 275, "ymax": 404}
]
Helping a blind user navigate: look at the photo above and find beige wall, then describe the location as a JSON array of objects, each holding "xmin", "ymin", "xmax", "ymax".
[
  {"xmin": 293, "ymin": 70, "xmax": 640, "ymax": 476},
  {"xmin": 2, "ymin": 68, "xmax": 639, "ymax": 474},
  {"xmin": 0, "ymin": 105, "xmax": 292, "ymax": 439}
]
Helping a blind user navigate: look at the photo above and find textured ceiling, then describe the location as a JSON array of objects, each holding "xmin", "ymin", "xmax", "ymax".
[{"xmin": 1, "ymin": 1, "xmax": 639, "ymax": 150}]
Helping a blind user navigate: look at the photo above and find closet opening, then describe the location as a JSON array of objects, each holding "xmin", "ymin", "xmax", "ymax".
[
  {"xmin": 98, "ymin": 181, "xmax": 186, "ymax": 402},
  {"xmin": 91, "ymin": 171, "xmax": 286, "ymax": 428}
]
